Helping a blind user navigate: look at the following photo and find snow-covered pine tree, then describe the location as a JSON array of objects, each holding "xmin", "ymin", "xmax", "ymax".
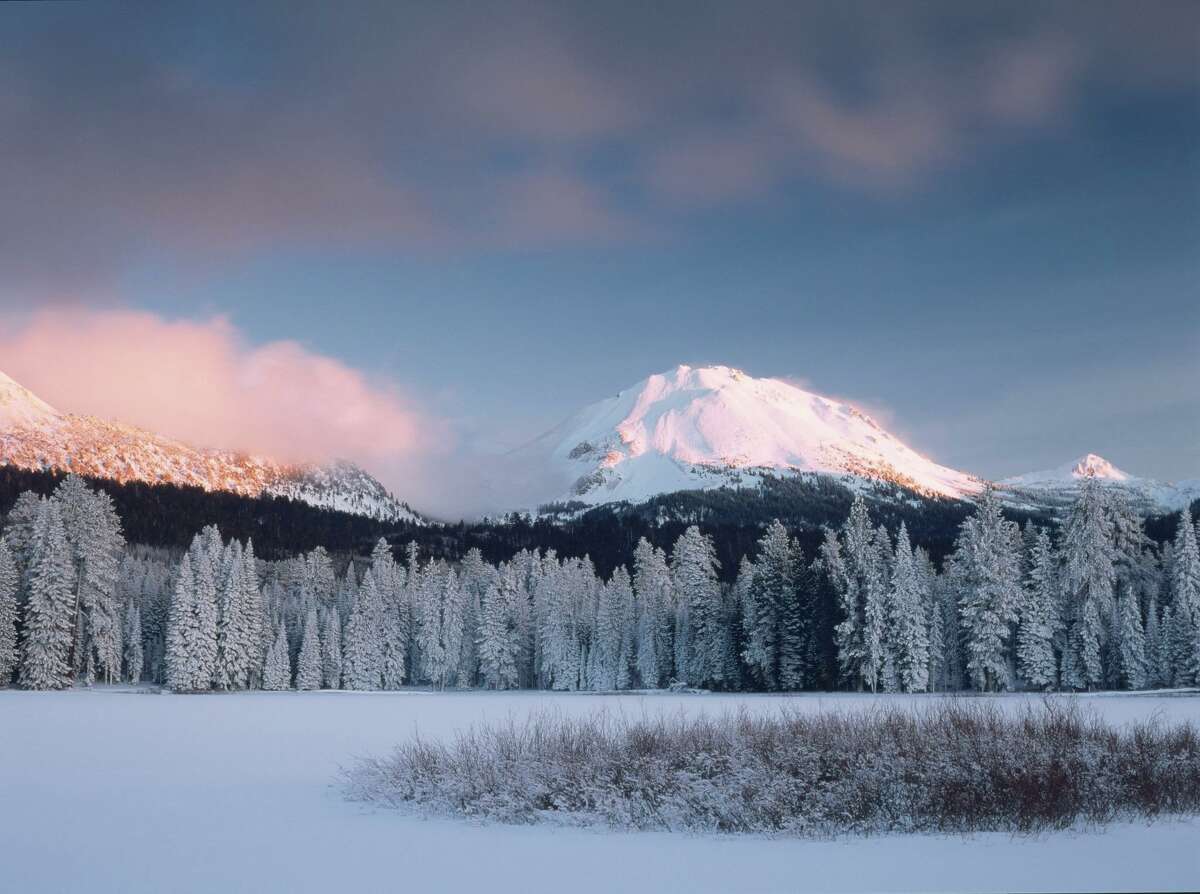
[
  {"xmin": 889, "ymin": 523, "xmax": 929, "ymax": 693},
  {"xmin": 371, "ymin": 538, "xmax": 407, "ymax": 690},
  {"xmin": 417, "ymin": 564, "xmax": 465, "ymax": 689},
  {"xmin": 672, "ymin": 526, "xmax": 724, "ymax": 689},
  {"xmin": 824, "ymin": 497, "xmax": 890, "ymax": 691},
  {"xmin": 1114, "ymin": 582, "xmax": 1148, "ymax": 690},
  {"xmin": 742, "ymin": 521, "xmax": 792, "ymax": 690},
  {"xmin": 54, "ymin": 476, "xmax": 127, "ymax": 684},
  {"xmin": 592, "ymin": 566, "xmax": 633, "ymax": 690},
  {"xmin": 262, "ymin": 622, "xmax": 292, "ymax": 690},
  {"xmin": 1169, "ymin": 507, "xmax": 1200, "ymax": 685},
  {"xmin": 478, "ymin": 573, "xmax": 520, "ymax": 690},
  {"xmin": 0, "ymin": 539, "xmax": 18, "ymax": 686},
  {"xmin": 214, "ymin": 540, "xmax": 247, "ymax": 690},
  {"xmin": 454, "ymin": 548, "xmax": 490, "ymax": 687},
  {"xmin": 632, "ymin": 538, "xmax": 672, "ymax": 688},
  {"xmin": 295, "ymin": 607, "xmax": 322, "ymax": 690},
  {"xmin": 320, "ymin": 608, "xmax": 343, "ymax": 689},
  {"xmin": 1059, "ymin": 478, "xmax": 1116, "ymax": 690},
  {"xmin": 188, "ymin": 538, "xmax": 219, "ymax": 691},
  {"xmin": 953, "ymin": 487, "xmax": 1022, "ymax": 692},
  {"xmin": 123, "ymin": 601, "xmax": 143, "ymax": 684},
  {"xmin": 914, "ymin": 546, "xmax": 944, "ymax": 691},
  {"xmin": 1016, "ymin": 526, "xmax": 1059, "ymax": 690},
  {"xmin": 343, "ymin": 569, "xmax": 384, "ymax": 690},
  {"xmin": 18, "ymin": 502, "xmax": 76, "ymax": 690},
  {"xmin": 165, "ymin": 553, "xmax": 195, "ymax": 691}
]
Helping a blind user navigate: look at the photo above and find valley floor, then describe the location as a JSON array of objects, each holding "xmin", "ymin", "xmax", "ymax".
[{"xmin": 1, "ymin": 688, "xmax": 1198, "ymax": 894}]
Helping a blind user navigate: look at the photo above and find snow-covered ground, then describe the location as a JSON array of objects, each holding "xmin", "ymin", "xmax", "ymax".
[{"xmin": 2, "ymin": 689, "xmax": 1197, "ymax": 893}]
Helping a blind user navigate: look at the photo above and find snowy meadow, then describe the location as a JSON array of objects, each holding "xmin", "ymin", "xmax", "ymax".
[{"xmin": 2, "ymin": 687, "xmax": 1199, "ymax": 894}]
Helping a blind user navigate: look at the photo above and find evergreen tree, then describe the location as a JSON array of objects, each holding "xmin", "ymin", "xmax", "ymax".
[
  {"xmin": 296, "ymin": 607, "xmax": 322, "ymax": 690},
  {"xmin": 123, "ymin": 601, "xmax": 143, "ymax": 684},
  {"xmin": 320, "ymin": 608, "xmax": 343, "ymax": 689},
  {"xmin": 343, "ymin": 570, "xmax": 384, "ymax": 690},
  {"xmin": 592, "ymin": 566, "xmax": 633, "ymax": 690},
  {"xmin": 1016, "ymin": 527, "xmax": 1059, "ymax": 689},
  {"xmin": 1169, "ymin": 507, "xmax": 1200, "ymax": 685},
  {"xmin": 671, "ymin": 526, "xmax": 724, "ymax": 688},
  {"xmin": 954, "ymin": 488, "xmax": 1022, "ymax": 692},
  {"xmin": 889, "ymin": 523, "xmax": 929, "ymax": 693},
  {"xmin": 1060, "ymin": 478, "xmax": 1116, "ymax": 690},
  {"xmin": 1114, "ymin": 583, "xmax": 1148, "ymax": 689},
  {"xmin": 632, "ymin": 538, "xmax": 672, "ymax": 688},
  {"xmin": 742, "ymin": 520, "xmax": 792, "ymax": 689},
  {"xmin": 0, "ymin": 539, "xmax": 18, "ymax": 686},
  {"xmin": 18, "ymin": 503, "xmax": 76, "ymax": 690},
  {"xmin": 478, "ymin": 574, "xmax": 520, "ymax": 690},
  {"xmin": 165, "ymin": 553, "xmax": 195, "ymax": 691},
  {"xmin": 262, "ymin": 623, "xmax": 292, "ymax": 690}
]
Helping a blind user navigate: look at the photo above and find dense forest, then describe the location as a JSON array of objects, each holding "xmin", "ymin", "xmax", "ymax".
[{"xmin": 2, "ymin": 471, "xmax": 1198, "ymax": 695}]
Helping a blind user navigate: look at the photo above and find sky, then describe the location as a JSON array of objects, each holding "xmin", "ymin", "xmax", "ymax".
[{"xmin": 0, "ymin": 1, "xmax": 1197, "ymax": 517}]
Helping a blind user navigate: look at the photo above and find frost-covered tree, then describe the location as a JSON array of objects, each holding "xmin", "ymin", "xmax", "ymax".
[
  {"xmin": 262, "ymin": 623, "xmax": 292, "ymax": 690},
  {"xmin": 1169, "ymin": 507, "xmax": 1200, "ymax": 685},
  {"xmin": 417, "ymin": 564, "xmax": 465, "ymax": 689},
  {"xmin": 371, "ymin": 539, "xmax": 408, "ymax": 690},
  {"xmin": 889, "ymin": 523, "xmax": 929, "ymax": 693},
  {"xmin": 165, "ymin": 554, "xmax": 196, "ymax": 691},
  {"xmin": 320, "ymin": 609, "xmax": 343, "ymax": 689},
  {"xmin": 1114, "ymin": 583, "xmax": 1148, "ymax": 690},
  {"xmin": 296, "ymin": 607, "xmax": 323, "ymax": 690},
  {"xmin": 591, "ymin": 566, "xmax": 633, "ymax": 690},
  {"xmin": 954, "ymin": 488, "xmax": 1022, "ymax": 692},
  {"xmin": 632, "ymin": 539, "xmax": 672, "ymax": 688},
  {"xmin": 343, "ymin": 570, "xmax": 384, "ymax": 690},
  {"xmin": 1059, "ymin": 479, "xmax": 1116, "ymax": 690},
  {"xmin": 0, "ymin": 539, "xmax": 18, "ymax": 686},
  {"xmin": 52, "ymin": 476, "xmax": 125, "ymax": 684},
  {"xmin": 1016, "ymin": 527, "xmax": 1059, "ymax": 690},
  {"xmin": 478, "ymin": 573, "xmax": 520, "ymax": 690},
  {"xmin": 672, "ymin": 526, "xmax": 724, "ymax": 688},
  {"xmin": 18, "ymin": 502, "xmax": 76, "ymax": 690},
  {"xmin": 824, "ymin": 498, "xmax": 890, "ymax": 691},
  {"xmin": 742, "ymin": 521, "xmax": 792, "ymax": 690},
  {"xmin": 122, "ymin": 601, "xmax": 143, "ymax": 684}
]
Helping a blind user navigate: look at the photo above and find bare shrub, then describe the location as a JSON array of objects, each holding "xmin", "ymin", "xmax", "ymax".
[{"xmin": 343, "ymin": 699, "xmax": 1200, "ymax": 836}]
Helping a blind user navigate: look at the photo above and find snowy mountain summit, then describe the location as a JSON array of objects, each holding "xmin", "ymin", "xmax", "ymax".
[
  {"xmin": 999, "ymin": 453, "xmax": 1199, "ymax": 513},
  {"xmin": 0, "ymin": 369, "xmax": 419, "ymax": 523},
  {"xmin": 530, "ymin": 364, "xmax": 985, "ymax": 507}
]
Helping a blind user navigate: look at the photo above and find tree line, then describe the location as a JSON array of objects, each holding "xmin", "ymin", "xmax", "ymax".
[{"xmin": 1, "ymin": 474, "xmax": 1197, "ymax": 693}]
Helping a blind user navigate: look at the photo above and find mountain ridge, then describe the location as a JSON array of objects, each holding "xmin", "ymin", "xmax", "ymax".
[{"xmin": 0, "ymin": 370, "xmax": 420, "ymax": 523}]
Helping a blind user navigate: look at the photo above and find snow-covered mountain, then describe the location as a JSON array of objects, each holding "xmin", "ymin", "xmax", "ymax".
[
  {"xmin": 523, "ymin": 364, "xmax": 986, "ymax": 508},
  {"xmin": 0, "ymin": 370, "xmax": 420, "ymax": 523},
  {"xmin": 999, "ymin": 453, "xmax": 1200, "ymax": 514}
]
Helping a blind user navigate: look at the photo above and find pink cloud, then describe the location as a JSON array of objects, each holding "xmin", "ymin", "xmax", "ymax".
[{"xmin": 0, "ymin": 310, "xmax": 445, "ymax": 469}]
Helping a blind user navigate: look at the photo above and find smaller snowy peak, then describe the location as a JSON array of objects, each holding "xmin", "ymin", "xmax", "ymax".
[
  {"xmin": 1003, "ymin": 453, "xmax": 1132, "ymax": 486},
  {"xmin": 0, "ymin": 370, "xmax": 59, "ymax": 430},
  {"xmin": 1000, "ymin": 454, "xmax": 1198, "ymax": 513}
]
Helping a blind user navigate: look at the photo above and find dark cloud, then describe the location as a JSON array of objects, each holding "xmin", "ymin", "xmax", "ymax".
[{"xmin": 0, "ymin": 1, "xmax": 1195, "ymax": 302}]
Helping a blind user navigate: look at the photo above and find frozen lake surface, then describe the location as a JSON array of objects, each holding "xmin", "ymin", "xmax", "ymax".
[{"xmin": 2, "ymin": 688, "xmax": 1198, "ymax": 893}]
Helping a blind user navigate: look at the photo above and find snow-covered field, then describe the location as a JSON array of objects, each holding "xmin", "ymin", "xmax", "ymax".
[{"xmin": 2, "ymin": 689, "xmax": 1198, "ymax": 894}]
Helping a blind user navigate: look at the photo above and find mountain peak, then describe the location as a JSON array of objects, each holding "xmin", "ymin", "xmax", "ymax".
[
  {"xmin": 0, "ymin": 369, "xmax": 59, "ymax": 429},
  {"xmin": 530, "ymin": 364, "xmax": 983, "ymax": 506},
  {"xmin": 1068, "ymin": 453, "xmax": 1129, "ymax": 481}
]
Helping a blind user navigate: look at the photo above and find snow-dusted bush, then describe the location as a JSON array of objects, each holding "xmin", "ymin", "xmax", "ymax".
[{"xmin": 344, "ymin": 699, "xmax": 1200, "ymax": 836}]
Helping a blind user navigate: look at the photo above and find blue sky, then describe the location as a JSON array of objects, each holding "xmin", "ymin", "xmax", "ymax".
[{"xmin": 1, "ymin": 1, "xmax": 1196, "ymax": 512}]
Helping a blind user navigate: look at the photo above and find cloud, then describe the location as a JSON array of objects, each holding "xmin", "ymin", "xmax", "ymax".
[{"xmin": 0, "ymin": 309, "xmax": 446, "ymax": 471}]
